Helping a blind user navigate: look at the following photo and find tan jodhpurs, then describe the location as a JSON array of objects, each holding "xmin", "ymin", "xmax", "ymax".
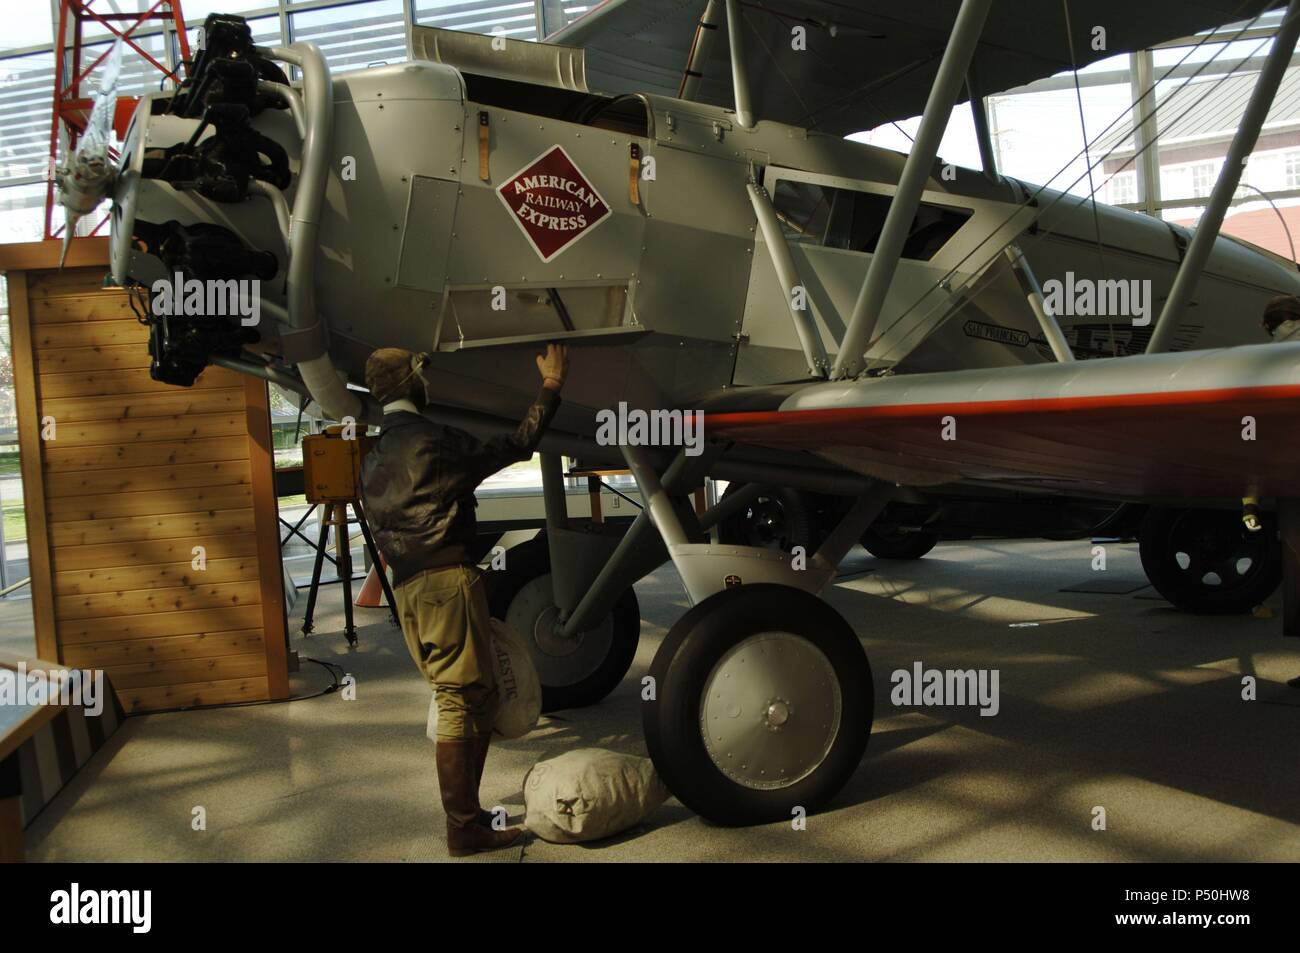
[{"xmin": 395, "ymin": 564, "xmax": 498, "ymax": 740}]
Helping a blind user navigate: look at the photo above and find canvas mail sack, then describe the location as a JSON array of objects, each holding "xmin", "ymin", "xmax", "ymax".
[
  {"xmin": 427, "ymin": 617, "xmax": 542, "ymax": 740},
  {"xmin": 523, "ymin": 748, "xmax": 670, "ymax": 843}
]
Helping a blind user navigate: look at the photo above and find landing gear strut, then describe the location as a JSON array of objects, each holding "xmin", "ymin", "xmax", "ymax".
[
  {"xmin": 487, "ymin": 534, "xmax": 640, "ymax": 712},
  {"xmin": 520, "ymin": 445, "xmax": 891, "ymax": 824},
  {"xmin": 618, "ymin": 446, "xmax": 892, "ymax": 824}
]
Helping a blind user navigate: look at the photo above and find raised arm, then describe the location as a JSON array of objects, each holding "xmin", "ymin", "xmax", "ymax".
[{"xmin": 460, "ymin": 343, "xmax": 568, "ymax": 482}]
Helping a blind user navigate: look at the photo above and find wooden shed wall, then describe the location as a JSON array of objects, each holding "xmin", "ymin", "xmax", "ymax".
[{"xmin": 5, "ymin": 241, "xmax": 288, "ymax": 712}]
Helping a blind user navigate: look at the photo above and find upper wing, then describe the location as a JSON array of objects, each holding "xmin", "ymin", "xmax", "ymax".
[
  {"xmin": 704, "ymin": 342, "xmax": 1300, "ymax": 499},
  {"xmin": 552, "ymin": 0, "xmax": 1279, "ymax": 136}
]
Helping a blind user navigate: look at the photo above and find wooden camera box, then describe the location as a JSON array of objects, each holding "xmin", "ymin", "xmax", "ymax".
[{"xmin": 302, "ymin": 427, "xmax": 375, "ymax": 502}]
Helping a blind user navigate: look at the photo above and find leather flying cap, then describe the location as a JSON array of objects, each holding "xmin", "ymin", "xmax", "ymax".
[{"xmin": 365, "ymin": 347, "xmax": 419, "ymax": 405}]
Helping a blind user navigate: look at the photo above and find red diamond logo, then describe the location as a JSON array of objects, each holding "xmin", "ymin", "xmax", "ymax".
[{"xmin": 497, "ymin": 145, "xmax": 612, "ymax": 263}]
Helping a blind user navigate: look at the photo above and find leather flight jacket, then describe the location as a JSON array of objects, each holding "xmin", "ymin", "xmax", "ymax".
[{"xmin": 360, "ymin": 388, "xmax": 560, "ymax": 586}]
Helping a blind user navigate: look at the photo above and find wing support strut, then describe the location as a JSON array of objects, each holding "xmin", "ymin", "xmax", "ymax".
[
  {"xmin": 747, "ymin": 181, "xmax": 830, "ymax": 377},
  {"xmin": 1005, "ymin": 244, "xmax": 1075, "ymax": 363},
  {"xmin": 831, "ymin": 0, "xmax": 993, "ymax": 379},
  {"xmin": 967, "ymin": 73, "xmax": 999, "ymax": 181},
  {"xmin": 1147, "ymin": 0, "xmax": 1300, "ymax": 354},
  {"xmin": 724, "ymin": 0, "xmax": 754, "ymax": 128},
  {"xmin": 680, "ymin": 0, "xmax": 723, "ymax": 101}
]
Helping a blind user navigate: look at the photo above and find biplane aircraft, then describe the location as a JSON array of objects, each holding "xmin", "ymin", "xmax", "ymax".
[{"xmin": 60, "ymin": 0, "xmax": 1300, "ymax": 824}]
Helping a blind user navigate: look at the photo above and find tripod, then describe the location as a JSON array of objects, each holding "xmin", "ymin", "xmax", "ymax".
[{"xmin": 301, "ymin": 497, "xmax": 397, "ymax": 646}]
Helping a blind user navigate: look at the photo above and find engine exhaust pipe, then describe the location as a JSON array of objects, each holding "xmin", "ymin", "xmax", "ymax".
[{"xmin": 265, "ymin": 42, "xmax": 362, "ymax": 422}]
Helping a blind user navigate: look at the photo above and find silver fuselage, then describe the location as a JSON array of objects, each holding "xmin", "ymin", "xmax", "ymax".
[{"xmin": 112, "ymin": 59, "xmax": 1300, "ymax": 446}]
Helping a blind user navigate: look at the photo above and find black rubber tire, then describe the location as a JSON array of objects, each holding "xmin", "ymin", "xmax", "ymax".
[
  {"xmin": 643, "ymin": 584, "xmax": 873, "ymax": 826},
  {"xmin": 860, "ymin": 523, "xmax": 940, "ymax": 560},
  {"xmin": 1138, "ymin": 507, "xmax": 1282, "ymax": 614},
  {"xmin": 487, "ymin": 535, "xmax": 640, "ymax": 711},
  {"xmin": 716, "ymin": 485, "xmax": 816, "ymax": 553}
]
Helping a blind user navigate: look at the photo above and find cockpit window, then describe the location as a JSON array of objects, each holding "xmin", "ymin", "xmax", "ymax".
[{"xmin": 772, "ymin": 179, "xmax": 971, "ymax": 261}]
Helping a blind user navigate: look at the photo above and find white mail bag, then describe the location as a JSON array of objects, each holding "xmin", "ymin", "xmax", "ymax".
[{"xmin": 523, "ymin": 748, "xmax": 670, "ymax": 844}]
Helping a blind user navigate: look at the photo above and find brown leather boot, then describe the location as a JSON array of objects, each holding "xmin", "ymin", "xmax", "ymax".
[
  {"xmin": 471, "ymin": 734, "xmax": 496, "ymax": 827},
  {"xmin": 436, "ymin": 740, "xmax": 521, "ymax": 857}
]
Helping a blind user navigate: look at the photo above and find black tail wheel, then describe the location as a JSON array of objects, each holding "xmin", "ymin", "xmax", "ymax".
[
  {"xmin": 716, "ymin": 485, "xmax": 816, "ymax": 553},
  {"xmin": 487, "ymin": 535, "xmax": 640, "ymax": 711},
  {"xmin": 644, "ymin": 584, "xmax": 873, "ymax": 826},
  {"xmin": 1138, "ymin": 507, "xmax": 1282, "ymax": 614}
]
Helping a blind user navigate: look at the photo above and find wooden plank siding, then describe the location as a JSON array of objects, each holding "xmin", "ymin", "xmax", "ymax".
[{"xmin": 3, "ymin": 243, "xmax": 289, "ymax": 712}]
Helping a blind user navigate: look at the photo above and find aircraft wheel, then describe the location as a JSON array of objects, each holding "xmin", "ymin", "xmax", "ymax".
[
  {"xmin": 1138, "ymin": 507, "xmax": 1282, "ymax": 614},
  {"xmin": 488, "ymin": 536, "xmax": 640, "ymax": 711},
  {"xmin": 644, "ymin": 584, "xmax": 872, "ymax": 826},
  {"xmin": 860, "ymin": 522, "xmax": 940, "ymax": 560},
  {"xmin": 716, "ymin": 485, "xmax": 815, "ymax": 553}
]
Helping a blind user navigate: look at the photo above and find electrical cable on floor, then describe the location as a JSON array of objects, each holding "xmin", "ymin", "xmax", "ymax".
[{"xmin": 123, "ymin": 656, "xmax": 346, "ymax": 718}]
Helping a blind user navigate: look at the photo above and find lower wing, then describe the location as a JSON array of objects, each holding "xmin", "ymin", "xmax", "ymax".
[{"xmin": 705, "ymin": 342, "xmax": 1300, "ymax": 500}]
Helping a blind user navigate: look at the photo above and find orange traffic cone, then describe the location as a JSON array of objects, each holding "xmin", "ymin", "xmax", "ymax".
[{"xmin": 356, "ymin": 555, "xmax": 389, "ymax": 608}]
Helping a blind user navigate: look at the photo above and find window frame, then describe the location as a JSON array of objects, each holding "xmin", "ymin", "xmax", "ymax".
[{"xmin": 762, "ymin": 165, "xmax": 977, "ymax": 267}]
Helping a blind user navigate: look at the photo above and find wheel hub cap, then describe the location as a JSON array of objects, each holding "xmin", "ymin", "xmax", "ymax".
[
  {"xmin": 532, "ymin": 604, "xmax": 578, "ymax": 657},
  {"xmin": 700, "ymin": 633, "xmax": 841, "ymax": 790},
  {"xmin": 1169, "ymin": 512, "xmax": 1268, "ymax": 590},
  {"xmin": 764, "ymin": 699, "xmax": 791, "ymax": 729}
]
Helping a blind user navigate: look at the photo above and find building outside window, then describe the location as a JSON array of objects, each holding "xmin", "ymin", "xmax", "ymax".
[
  {"xmin": 1190, "ymin": 161, "xmax": 1218, "ymax": 198},
  {"xmin": 1109, "ymin": 170, "xmax": 1137, "ymax": 206},
  {"xmin": 1285, "ymin": 150, "xmax": 1300, "ymax": 190}
]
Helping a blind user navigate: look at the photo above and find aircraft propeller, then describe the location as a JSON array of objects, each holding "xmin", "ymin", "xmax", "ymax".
[{"xmin": 53, "ymin": 40, "xmax": 124, "ymax": 267}]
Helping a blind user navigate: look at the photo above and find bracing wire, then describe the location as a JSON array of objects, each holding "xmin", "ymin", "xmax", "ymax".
[
  {"xmin": 1062, "ymin": 0, "xmax": 1117, "ymax": 357},
  {"xmin": 863, "ymin": 10, "xmax": 1275, "ymax": 367}
]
